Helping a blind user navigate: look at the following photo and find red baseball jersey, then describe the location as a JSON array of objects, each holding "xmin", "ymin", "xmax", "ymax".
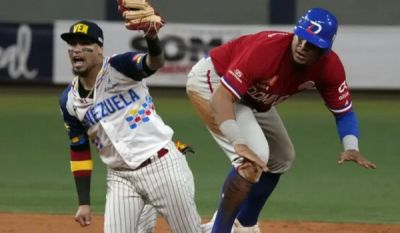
[{"xmin": 209, "ymin": 31, "xmax": 352, "ymax": 114}]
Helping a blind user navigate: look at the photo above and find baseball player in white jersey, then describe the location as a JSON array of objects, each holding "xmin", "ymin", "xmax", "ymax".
[{"xmin": 59, "ymin": 20, "xmax": 205, "ymax": 233}]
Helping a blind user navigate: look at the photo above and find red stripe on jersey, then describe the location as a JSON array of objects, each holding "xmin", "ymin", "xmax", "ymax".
[
  {"xmin": 206, "ymin": 70, "xmax": 213, "ymax": 93},
  {"xmin": 70, "ymin": 150, "xmax": 91, "ymax": 161},
  {"xmin": 73, "ymin": 170, "xmax": 91, "ymax": 177}
]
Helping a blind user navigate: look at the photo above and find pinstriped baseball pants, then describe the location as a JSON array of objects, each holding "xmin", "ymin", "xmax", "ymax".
[{"xmin": 104, "ymin": 141, "xmax": 203, "ymax": 233}]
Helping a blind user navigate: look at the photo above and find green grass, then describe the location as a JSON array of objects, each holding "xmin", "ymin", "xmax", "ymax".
[{"xmin": 0, "ymin": 90, "xmax": 399, "ymax": 224}]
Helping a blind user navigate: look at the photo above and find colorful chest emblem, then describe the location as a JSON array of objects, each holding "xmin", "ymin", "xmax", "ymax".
[{"xmin": 125, "ymin": 96, "xmax": 155, "ymax": 129}]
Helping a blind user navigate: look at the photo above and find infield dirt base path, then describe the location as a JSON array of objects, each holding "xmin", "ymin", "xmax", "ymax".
[{"xmin": 1, "ymin": 213, "xmax": 399, "ymax": 233}]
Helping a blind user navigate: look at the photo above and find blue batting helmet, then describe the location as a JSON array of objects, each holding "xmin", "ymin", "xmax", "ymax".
[{"xmin": 293, "ymin": 8, "xmax": 338, "ymax": 50}]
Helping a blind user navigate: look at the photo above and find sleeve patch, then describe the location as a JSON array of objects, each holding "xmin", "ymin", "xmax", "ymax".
[
  {"xmin": 133, "ymin": 53, "xmax": 145, "ymax": 66},
  {"xmin": 70, "ymin": 135, "xmax": 87, "ymax": 145}
]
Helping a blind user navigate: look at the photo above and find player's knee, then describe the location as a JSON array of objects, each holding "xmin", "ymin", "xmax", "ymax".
[
  {"xmin": 251, "ymin": 148, "xmax": 269, "ymax": 164},
  {"xmin": 236, "ymin": 160, "xmax": 263, "ymax": 183},
  {"xmin": 268, "ymin": 142, "xmax": 296, "ymax": 173},
  {"xmin": 283, "ymin": 141, "xmax": 296, "ymax": 164}
]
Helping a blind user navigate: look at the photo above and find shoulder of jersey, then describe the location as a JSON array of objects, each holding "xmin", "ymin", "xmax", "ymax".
[
  {"xmin": 265, "ymin": 31, "xmax": 291, "ymax": 39},
  {"xmin": 257, "ymin": 31, "xmax": 292, "ymax": 45},
  {"xmin": 255, "ymin": 31, "xmax": 293, "ymax": 50},
  {"xmin": 320, "ymin": 49, "xmax": 341, "ymax": 65}
]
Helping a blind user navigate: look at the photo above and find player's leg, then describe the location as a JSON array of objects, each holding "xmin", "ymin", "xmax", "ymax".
[
  {"xmin": 235, "ymin": 107, "xmax": 295, "ymax": 228},
  {"xmin": 234, "ymin": 172, "xmax": 281, "ymax": 228},
  {"xmin": 104, "ymin": 169, "xmax": 146, "ymax": 233},
  {"xmin": 187, "ymin": 59, "xmax": 270, "ymax": 233},
  {"xmin": 204, "ymin": 104, "xmax": 269, "ymax": 233},
  {"xmin": 256, "ymin": 107, "xmax": 295, "ymax": 174},
  {"xmin": 136, "ymin": 204, "xmax": 158, "ymax": 233},
  {"xmin": 137, "ymin": 141, "xmax": 203, "ymax": 233}
]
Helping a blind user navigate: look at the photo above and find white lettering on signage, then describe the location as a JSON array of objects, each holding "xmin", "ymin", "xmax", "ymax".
[{"xmin": 0, "ymin": 24, "xmax": 38, "ymax": 79}]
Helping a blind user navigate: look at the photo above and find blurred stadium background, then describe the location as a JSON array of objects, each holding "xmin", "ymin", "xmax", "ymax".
[{"xmin": 0, "ymin": 0, "xmax": 399, "ymax": 225}]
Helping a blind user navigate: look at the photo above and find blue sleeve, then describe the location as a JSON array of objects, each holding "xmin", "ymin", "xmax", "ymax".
[
  {"xmin": 109, "ymin": 52, "xmax": 154, "ymax": 81},
  {"xmin": 334, "ymin": 110, "xmax": 359, "ymax": 140},
  {"xmin": 59, "ymin": 85, "xmax": 89, "ymax": 147}
]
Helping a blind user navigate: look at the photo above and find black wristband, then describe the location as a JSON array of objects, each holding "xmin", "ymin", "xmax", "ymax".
[
  {"xmin": 75, "ymin": 176, "xmax": 91, "ymax": 205},
  {"xmin": 146, "ymin": 36, "xmax": 163, "ymax": 56}
]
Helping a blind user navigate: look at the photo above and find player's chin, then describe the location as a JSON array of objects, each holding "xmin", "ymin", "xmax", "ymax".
[
  {"xmin": 293, "ymin": 53, "xmax": 315, "ymax": 65},
  {"xmin": 293, "ymin": 56, "xmax": 308, "ymax": 65},
  {"xmin": 72, "ymin": 67, "xmax": 88, "ymax": 76}
]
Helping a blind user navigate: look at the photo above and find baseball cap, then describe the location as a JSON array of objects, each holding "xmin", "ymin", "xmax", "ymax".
[{"xmin": 61, "ymin": 20, "xmax": 104, "ymax": 46}]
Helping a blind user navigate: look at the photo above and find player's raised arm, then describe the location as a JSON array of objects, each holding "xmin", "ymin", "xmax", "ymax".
[
  {"xmin": 143, "ymin": 34, "xmax": 164, "ymax": 71},
  {"xmin": 117, "ymin": 0, "xmax": 165, "ymax": 71},
  {"xmin": 211, "ymin": 84, "xmax": 267, "ymax": 171}
]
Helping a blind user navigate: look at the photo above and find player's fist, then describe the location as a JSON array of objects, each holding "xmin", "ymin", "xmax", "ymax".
[{"xmin": 74, "ymin": 205, "xmax": 92, "ymax": 227}]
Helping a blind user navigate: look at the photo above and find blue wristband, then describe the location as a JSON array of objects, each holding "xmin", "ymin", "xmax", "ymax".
[{"xmin": 335, "ymin": 110, "xmax": 359, "ymax": 140}]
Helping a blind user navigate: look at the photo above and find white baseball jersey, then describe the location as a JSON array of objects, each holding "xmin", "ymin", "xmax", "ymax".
[
  {"xmin": 62, "ymin": 55, "xmax": 173, "ymax": 169},
  {"xmin": 60, "ymin": 52, "xmax": 204, "ymax": 233}
]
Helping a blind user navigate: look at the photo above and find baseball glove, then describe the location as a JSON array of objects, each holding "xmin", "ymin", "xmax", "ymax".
[{"xmin": 117, "ymin": 0, "xmax": 164, "ymax": 37}]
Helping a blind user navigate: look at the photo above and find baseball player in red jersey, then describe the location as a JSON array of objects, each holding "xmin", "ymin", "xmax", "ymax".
[
  {"xmin": 186, "ymin": 8, "xmax": 376, "ymax": 233},
  {"xmin": 59, "ymin": 19, "xmax": 207, "ymax": 233}
]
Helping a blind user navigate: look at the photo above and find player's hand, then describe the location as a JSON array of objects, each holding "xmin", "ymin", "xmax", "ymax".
[
  {"xmin": 234, "ymin": 144, "xmax": 268, "ymax": 171},
  {"xmin": 338, "ymin": 150, "xmax": 376, "ymax": 169},
  {"xmin": 74, "ymin": 204, "xmax": 92, "ymax": 227}
]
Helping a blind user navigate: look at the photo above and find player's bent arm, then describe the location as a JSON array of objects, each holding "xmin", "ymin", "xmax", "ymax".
[
  {"xmin": 145, "ymin": 36, "xmax": 164, "ymax": 71},
  {"xmin": 211, "ymin": 84, "xmax": 267, "ymax": 169},
  {"xmin": 210, "ymin": 84, "xmax": 241, "ymax": 141},
  {"xmin": 109, "ymin": 47, "xmax": 162, "ymax": 81}
]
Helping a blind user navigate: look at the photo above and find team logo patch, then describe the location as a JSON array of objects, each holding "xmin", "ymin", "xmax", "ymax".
[
  {"xmin": 306, "ymin": 21, "xmax": 322, "ymax": 35},
  {"xmin": 125, "ymin": 96, "xmax": 155, "ymax": 129},
  {"xmin": 133, "ymin": 53, "xmax": 145, "ymax": 64},
  {"xmin": 70, "ymin": 135, "xmax": 87, "ymax": 145},
  {"xmin": 73, "ymin": 24, "xmax": 89, "ymax": 34},
  {"xmin": 71, "ymin": 136, "xmax": 80, "ymax": 143},
  {"xmin": 228, "ymin": 69, "xmax": 243, "ymax": 83}
]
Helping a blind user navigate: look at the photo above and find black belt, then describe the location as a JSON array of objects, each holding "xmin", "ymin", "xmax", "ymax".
[{"xmin": 114, "ymin": 148, "xmax": 169, "ymax": 171}]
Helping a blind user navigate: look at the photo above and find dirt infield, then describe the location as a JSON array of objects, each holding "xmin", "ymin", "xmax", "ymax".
[{"xmin": 1, "ymin": 213, "xmax": 399, "ymax": 233}]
